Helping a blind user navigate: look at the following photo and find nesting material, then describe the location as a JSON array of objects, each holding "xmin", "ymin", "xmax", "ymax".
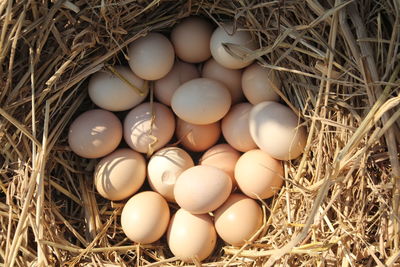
[{"xmin": 0, "ymin": 0, "xmax": 399, "ymax": 266}]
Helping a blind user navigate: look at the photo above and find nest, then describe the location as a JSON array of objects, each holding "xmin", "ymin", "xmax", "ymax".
[{"xmin": 1, "ymin": 0, "xmax": 400, "ymax": 266}]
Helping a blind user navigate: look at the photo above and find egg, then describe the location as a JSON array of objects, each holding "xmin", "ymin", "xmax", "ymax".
[
  {"xmin": 171, "ymin": 17, "xmax": 213, "ymax": 63},
  {"xmin": 242, "ymin": 63, "xmax": 280, "ymax": 104},
  {"xmin": 121, "ymin": 191, "xmax": 170, "ymax": 244},
  {"xmin": 94, "ymin": 148, "xmax": 146, "ymax": 201},
  {"xmin": 221, "ymin": 103, "xmax": 257, "ymax": 152},
  {"xmin": 201, "ymin": 58, "xmax": 243, "ymax": 103},
  {"xmin": 124, "ymin": 102, "xmax": 175, "ymax": 154},
  {"xmin": 235, "ymin": 149, "xmax": 283, "ymax": 199},
  {"xmin": 154, "ymin": 61, "xmax": 200, "ymax": 106},
  {"xmin": 200, "ymin": 144, "xmax": 240, "ymax": 187},
  {"xmin": 88, "ymin": 66, "xmax": 148, "ymax": 111},
  {"xmin": 167, "ymin": 209, "xmax": 216, "ymax": 262},
  {"xmin": 147, "ymin": 147, "xmax": 194, "ymax": 202},
  {"xmin": 68, "ymin": 109, "xmax": 122, "ymax": 158},
  {"xmin": 128, "ymin": 32, "xmax": 175, "ymax": 80},
  {"xmin": 171, "ymin": 78, "xmax": 231, "ymax": 125},
  {"xmin": 210, "ymin": 23, "xmax": 258, "ymax": 69},
  {"xmin": 214, "ymin": 193, "xmax": 263, "ymax": 246},
  {"xmin": 176, "ymin": 118, "xmax": 221, "ymax": 152},
  {"xmin": 174, "ymin": 165, "xmax": 232, "ymax": 214},
  {"xmin": 249, "ymin": 101, "xmax": 307, "ymax": 160}
]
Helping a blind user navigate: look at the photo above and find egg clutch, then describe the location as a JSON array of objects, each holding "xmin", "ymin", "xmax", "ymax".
[{"xmin": 68, "ymin": 17, "xmax": 307, "ymax": 262}]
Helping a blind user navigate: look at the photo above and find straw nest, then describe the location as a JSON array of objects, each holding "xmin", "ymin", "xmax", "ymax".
[{"xmin": 0, "ymin": 0, "xmax": 399, "ymax": 266}]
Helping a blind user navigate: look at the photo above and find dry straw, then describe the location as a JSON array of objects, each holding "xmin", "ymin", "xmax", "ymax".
[{"xmin": 0, "ymin": 0, "xmax": 399, "ymax": 266}]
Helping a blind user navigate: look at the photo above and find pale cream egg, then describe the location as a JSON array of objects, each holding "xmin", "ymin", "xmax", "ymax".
[
  {"xmin": 147, "ymin": 147, "xmax": 194, "ymax": 202},
  {"xmin": 242, "ymin": 63, "xmax": 280, "ymax": 104},
  {"xmin": 128, "ymin": 33, "xmax": 175, "ymax": 80},
  {"xmin": 88, "ymin": 66, "xmax": 148, "ymax": 111},
  {"xmin": 167, "ymin": 209, "xmax": 216, "ymax": 262},
  {"xmin": 235, "ymin": 149, "xmax": 283, "ymax": 199},
  {"xmin": 210, "ymin": 22, "xmax": 258, "ymax": 69},
  {"xmin": 68, "ymin": 109, "xmax": 122, "ymax": 159},
  {"xmin": 249, "ymin": 101, "xmax": 307, "ymax": 160},
  {"xmin": 121, "ymin": 191, "xmax": 170, "ymax": 244},
  {"xmin": 174, "ymin": 165, "xmax": 232, "ymax": 214},
  {"xmin": 124, "ymin": 102, "xmax": 175, "ymax": 154},
  {"xmin": 171, "ymin": 17, "xmax": 213, "ymax": 63},
  {"xmin": 94, "ymin": 148, "xmax": 146, "ymax": 201},
  {"xmin": 171, "ymin": 78, "xmax": 231, "ymax": 125}
]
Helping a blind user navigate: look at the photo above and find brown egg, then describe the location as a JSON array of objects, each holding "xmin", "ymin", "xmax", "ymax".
[
  {"xmin": 154, "ymin": 61, "xmax": 200, "ymax": 106},
  {"xmin": 235, "ymin": 149, "xmax": 283, "ymax": 199},
  {"xmin": 171, "ymin": 78, "xmax": 231, "ymax": 125},
  {"xmin": 174, "ymin": 165, "xmax": 232, "ymax": 214},
  {"xmin": 121, "ymin": 191, "xmax": 170, "ymax": 244},
  {"xmin": 128, "ymin": 33, "xmax": 175, "ymax": 80},
  {"xmin": 202, "ymin": 58, "xmax": 243, "ymax": 103},
  {"xmin": 88, "ymin": 66, "xmax": 148, "ymax": 111},
  {"xmin": 124, "ymin": 102, "xmax": 175, "ymax": 154},
  {"xmin": 171, "ymin": 17, "xmax": 213, "ymax": 63},
  {"xmin": 167, "ymin": 209, "xmax": 216, "ymax": 262},
  {"xmin": 214, "ymin": 193, "xmax": 263, "ymax": 246},
  {"xmin": 210, "ymin": 23, "xmax": 258, "ymax": 69},
  {"xmin": 68, "ymin": 109, "xmax": 122, "ymax": 159},
  {"xmin": 221, "ymin": 102, "xmax": 257, "ymax": 152},
  {"xmin": 176, "ymin": 118, "xmax": 221, "ymax": 152},
  {"xmin": 200, "ymin": 144, "xmax": 240, "ymax": 187},
  {"xmin": 94, "ymin": 148, "xmax": 146, "ymax": 201},
  {"xmin": 249, "ymin": 101, "xmax": 307, "ymax": 160},
  {"xmin": 242, "ymin": 63, "xmax": 280, "ymax": 104},
  {"xmin": 147, "ymin": 147, "xmax": 194, "ymax": 202}
]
